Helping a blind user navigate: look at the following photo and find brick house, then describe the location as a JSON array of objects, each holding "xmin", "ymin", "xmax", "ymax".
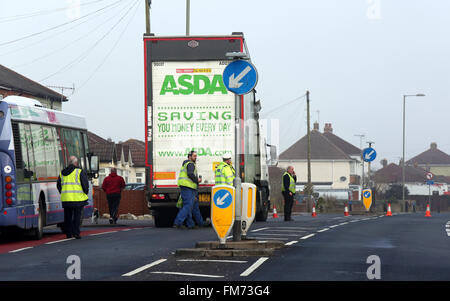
[
  {"xmin": 406, "ymin": 143, "xmax": 450, "ymax": 177},
  {"xmin": 0, "ymin": 64, "xmax": 66, "ymax": 110}
]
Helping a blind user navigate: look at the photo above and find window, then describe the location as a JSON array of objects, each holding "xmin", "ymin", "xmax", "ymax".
[
  {"xmin": 42, "ymin": 126, "xmax": 61, "ymax": 178},
  {"xmin": 136, "ymin": 178, "xmax": 142, "ymax": 183},
  {"xmin": 61, "ymin": 128, "xmax": 86, "ymax": 169},
  {"xmin": 136, "ymin": 172, "xmax": 143, "ymax": 177}
]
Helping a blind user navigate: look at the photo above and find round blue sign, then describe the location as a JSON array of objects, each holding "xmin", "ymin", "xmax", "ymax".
[
  {"xmin": 222, "ymin": 60, "xmax": 258, "ymax": 95},
  {"xmin": 362, "ymin": 147, "xmax": 377, "ymax": 162},
  {"xmin": 364, "ymin": 191, "xmax": 371, "ymax": 198},
  {"xmin": 213, "ymin": 190, "xmax": 233, "ymax": 209}
]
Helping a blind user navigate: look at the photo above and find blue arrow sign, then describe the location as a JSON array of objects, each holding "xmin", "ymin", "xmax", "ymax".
[
  {"xmin": 364, "ymin": 191, "xmax": 371, "ymax": 198},
  {"xmin": 362, "ymin": 147, "xmax": 377, "ymax": 162},
  {"xmin": 426, "ymin": 180, "xmax": 434, "ymax": 185},
  {"xmin": 222, "ymin": 60, "xmax": 258, "ymax": 95},
  {"xmin": 213, "ymin": 189, "xmax": 233, "ymax": 209}
]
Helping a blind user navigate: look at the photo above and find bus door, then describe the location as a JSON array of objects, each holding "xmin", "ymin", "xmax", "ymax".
[{"xmin": 14, "ymin": 123, "xmax": 36, "ymax": 229}]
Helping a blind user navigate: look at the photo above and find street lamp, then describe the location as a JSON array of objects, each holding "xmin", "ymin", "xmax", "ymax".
[{"xmin": 402, "ymin": 94, "xmax": 425, "ymax": 202}]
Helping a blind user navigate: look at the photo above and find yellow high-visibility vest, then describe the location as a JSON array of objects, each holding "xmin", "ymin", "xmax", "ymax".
[
  {"xmin": 177, "ymin": 161, "xmax": 198, "ymax": 189},
  {"xmin": 60, "ymin": 168, "xmax": 88, "ymax": 202},
  {"xmin": 281, "ymin": 172, "xmax": 296, "ymax": 194}
]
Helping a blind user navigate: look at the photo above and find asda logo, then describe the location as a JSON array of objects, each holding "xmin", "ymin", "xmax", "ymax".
[{"xmin": 160, "ymin": 75, "xmax": 228, "ymax": 95}]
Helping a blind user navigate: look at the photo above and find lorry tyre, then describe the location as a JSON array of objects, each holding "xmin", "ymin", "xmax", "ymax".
[{"xmin": 255, "ymin": 187, "xmax": 269, "ymax": 222}]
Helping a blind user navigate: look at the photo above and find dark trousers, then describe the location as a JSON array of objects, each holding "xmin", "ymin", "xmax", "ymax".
[
  {"xmin": 107, "ymin": 193, "xmax": 121, "ymax": 221},
  {"xmin": 283, "ymin": 192, "xmax": 294, "ymax": 220},
  {"xmin": 64, "ymin": 206, "xmax": 83, "ymax": 238}
]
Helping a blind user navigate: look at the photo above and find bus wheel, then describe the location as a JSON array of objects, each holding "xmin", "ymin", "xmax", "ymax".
[{"xmin": 32, "ymin": 206, "xmax": 44, "ymax": 240}]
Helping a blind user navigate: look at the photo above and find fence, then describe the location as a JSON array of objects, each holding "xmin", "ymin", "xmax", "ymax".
[{"xmin": 93, "ymin": 187, "xmax": 150, "ymax": 216}]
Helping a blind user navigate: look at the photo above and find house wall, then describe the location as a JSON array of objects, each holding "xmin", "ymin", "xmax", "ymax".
[
  {"xmin": 93, "ymin": 162, "xmax": 147, "ymax": 186},
  {"xmin": 428, "ymin": 166, "xmax": 450, "ymax": 177},
  {"xmin": 278, "ymin": 160, "xmax": 351, "ymax": 189}
]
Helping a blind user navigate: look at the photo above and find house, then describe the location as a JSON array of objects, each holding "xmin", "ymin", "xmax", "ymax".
[
  {"xmin": 277, "ymin": 122, "xmax": 362, "ymax": 200},
  {"xmin": 374, "ymin": 160, "xmax": 449, "ymax": 196},
  {"xmin": 406, "ymin": 143, "xmax": 450, "ymax": 177},
  {"xmin": 87, "ymin": 132, "xmax": 146, "ymax": 186},
  {"xmin": 0, "ymin": 64, "xmax": 66, "ymax": 110}
]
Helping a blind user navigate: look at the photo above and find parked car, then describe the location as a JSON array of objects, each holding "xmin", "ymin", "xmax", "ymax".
[{"xmin": 124, "ymin": 183, "xmax": 145, "ymax": 190}]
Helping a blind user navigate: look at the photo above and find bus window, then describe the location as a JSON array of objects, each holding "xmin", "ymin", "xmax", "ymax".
[
  {"xmin": 30, "ymin": 124, "xmax": 48, "ymax": 180},
  {"xmin": 42, "ymin": 126, "xmax": 61, "ymax": 178},
  {"xmin": 18, "ymin": 123, "xmax": 36, "ymax": 181},
  {"xmin": 56, "ymin": 128, "xmax": 67, "ymax": 168},
  {"xmin": 62, "ymin": 128, "xmax": 85, "ymax": 169}
]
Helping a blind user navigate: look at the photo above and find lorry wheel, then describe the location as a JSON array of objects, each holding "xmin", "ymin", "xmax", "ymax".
[{"xmin": 255, "ymin": 187, "xmax": 269, "ymax": 222}]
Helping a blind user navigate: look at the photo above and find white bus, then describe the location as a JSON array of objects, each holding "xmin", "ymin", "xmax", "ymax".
[{"xmin": 0, "ymin": 96, "xmax": 98, "ymax": 239}]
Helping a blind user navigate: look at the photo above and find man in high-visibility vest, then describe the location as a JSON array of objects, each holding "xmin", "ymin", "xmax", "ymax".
[
  {"xmin": 174, "ymin": 151, "xmax": 204, "ymax": 229},
  {"xmin": 281, "ymin": 166, "xmax": 297, "ymax": 222},
  {"xmin": 57, "ymin": 156, "xmax": 89, "ymax": 239},
  {"xmin": 215, "ymin": 156, "xmax": 235, "ymax": 186}
]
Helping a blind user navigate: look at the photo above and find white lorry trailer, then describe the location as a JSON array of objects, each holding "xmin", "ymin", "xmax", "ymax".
[{"xmin": 144, "ymin": 33, "xmax": 270, "ymax": 227}]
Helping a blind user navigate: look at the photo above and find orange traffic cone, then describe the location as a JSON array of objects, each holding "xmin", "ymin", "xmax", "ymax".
[
  {"xmin": 425, "ymin": 204, "xmax": 432, "ymax": 217},
  {"xmin": 273, "ymin": 205, "xmax": 279, "ymax": 219},
  {"xmin": 344, "ymin": 204, "xmax": 349, "ymax": 216},
  {"xmin": 386, "ymin": 203, "xmax": 392, "ymax": 216},
  {"xmin": 312, "ymin": 204, "xmax": 317, "ymax": 217}
]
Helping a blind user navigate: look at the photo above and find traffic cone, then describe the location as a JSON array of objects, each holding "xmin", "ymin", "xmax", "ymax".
[
  {"xmin": 273, "ymin": 205, "xmax": 279, "ymax": 219},
  {"xmin": 386, "ymin": 203, "xmax": 392, "ymax": 216},
  {"xmin": 344, "ymin": 204, "xmax": 349, "ymax": 216},
  {"xmin": 425, "ymin": 204, "xmax": 432, "ymax": 217},
  {"xmin": 312, "ymin": 204, "xmax": 317, "ymax": 217}
]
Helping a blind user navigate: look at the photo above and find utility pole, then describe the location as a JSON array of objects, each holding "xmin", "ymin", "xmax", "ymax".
[
  {"xmin": 145, "ymin": 0, "xmax": 151, "ymax": 34},
  {"xmin": 306, "ymin": 91, "xmax": 312, "ymax": 204},
  {"xmin": 354, "ymin": 134, "xmax": 365, "ymax": 188},
  {"xmin": 186, "ymin": 0, "xmax": 190, "ymax": 36}
]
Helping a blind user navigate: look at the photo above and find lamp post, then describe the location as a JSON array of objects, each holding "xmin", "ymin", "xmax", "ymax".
[{"xmin": 402, "ymin": 94, "xmax": 425, "ymax": 202}]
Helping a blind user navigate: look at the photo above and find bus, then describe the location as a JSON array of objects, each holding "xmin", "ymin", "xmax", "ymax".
[{"xmin": 0, "ymin": 95, "xmax": 99, "ymax": 239}]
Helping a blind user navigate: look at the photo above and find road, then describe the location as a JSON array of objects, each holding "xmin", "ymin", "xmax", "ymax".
[{"xmin": 0, "ymin": 212, "xmax": 449, "ymax": 281}]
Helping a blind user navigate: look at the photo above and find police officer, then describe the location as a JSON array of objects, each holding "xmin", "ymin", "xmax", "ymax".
[
  {"xmin": 57, "ymin": 156, "xmax": 89, "ymax": 239},
  {"xmin": 282, "ymin": 166, "xmax": 296, "ymax": 222},
  {"xmin": 174, "ymin": 151, "xmax": 203, "ymax": 229},
  {"xmin": 215, "ymin": 156, "xmax": 235, "ymax": 186}
]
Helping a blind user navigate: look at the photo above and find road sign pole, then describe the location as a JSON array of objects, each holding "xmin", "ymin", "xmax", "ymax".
[{"xmin": 233, "ymin": 93, "xmax": 242, "ymax": 241}]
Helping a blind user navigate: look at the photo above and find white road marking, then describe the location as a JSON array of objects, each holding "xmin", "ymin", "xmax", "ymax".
[
  {"xmin": 177, "ymin": 259, "xmax": 247, "ymax": 263},
  {"xmin": 89, "ymin": 231, "xmax": 118, "ymax": 236},
  {"xmin": 152, "ymin": 271, "xmax": 224, "ymax": 278},
  {"xmin": 361, "ymin": 218, "xmax": 370, "ymax": 221},
  {"xmin": 329, "ymin": 225, "xmax": 340, "ymax": 228},
  {"xmin": 45, "ymin": 238, "xmax": 75, "ymax": 244},
  {"xmin": 300, "ymin": 234, "xmax": 315, "ymax": 240},
  {"xmin": 332, "ymin": 217, "xmax": 344, "ymax": 220},
  {"xmin": 248, "ymin": 237, "xmax": 290, "ymax": 241},
  {"xmin": 261, "ymin": 229, "xmax": 307, "ymax": 233},
  {"xmin": 240, "ymin": 257, "xmax": 269, "ymax": 277},
  {"xmin": 122, "ymin": 259, "xmax": 167, "ymax": 277},
  {"xmin": 285, "ymin": 241, "xmax": 298, "ymax": 246},
  {"xmin": 317, "ymin": 228, "xmax": 329, "ymax": 233},
  {"xmin": 251, "ymin": 227, "xmax": 270, "ymax": 232},
  {"xmin": 257, "ymin": 241, "xmax": 268, "ymax": 243},
  {"xmin": 251, "ymin": 233, "xmax": 303, "ymax": 237},
  {"xmin": 9, "ymin": 247, "xmax": 33, "ymax": 253},
  {"xmin": 350, "ymin": 220, "xmax": 359, "ymax": 223},
  {"xmin": 339, "ymin": 222, "xmax": 349, "ymax": 225}
]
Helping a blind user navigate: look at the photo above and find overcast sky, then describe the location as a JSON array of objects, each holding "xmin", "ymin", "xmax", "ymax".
[{"xmin": 1, "ymin": 0, "xmax": 449, "ymax": 169}]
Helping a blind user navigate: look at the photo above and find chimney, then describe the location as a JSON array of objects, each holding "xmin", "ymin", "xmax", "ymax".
[
  {"xmin": 324, "ymin": 123, "xmax": 333, "ymax": 133},
  {"xmin": 430, "ymin": 142, "xmax": 437, "ymax": 150},
  {"xmin": 313, "ymin": 122, "xmax": 319, "ymax": 131},
  {"xmin": 380, "ymin": 159, "xmax": 388, "ymax": 168}
]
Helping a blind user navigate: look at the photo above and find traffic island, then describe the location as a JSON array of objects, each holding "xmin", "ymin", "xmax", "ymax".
[{"xmin": 174, "ymin": 240, "xmax": 285, "ymax": 257}]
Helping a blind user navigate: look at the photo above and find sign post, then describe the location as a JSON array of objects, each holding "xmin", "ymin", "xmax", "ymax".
[
  {"xmin": 426, "ymin": 172, "xmax": 433, "ymax": 205},
  {"xmin": 223, "ymin": 56, "xmax": 258, "ymax": 241},
  {"xmin": 211, "ymin": 185, "xmax": 236, "ymax": 245}
]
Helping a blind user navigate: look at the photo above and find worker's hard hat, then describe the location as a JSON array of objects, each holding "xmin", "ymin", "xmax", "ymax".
[{"xmin": 223, "ymin": 156, "xmax": 232, "ymax": 160}]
